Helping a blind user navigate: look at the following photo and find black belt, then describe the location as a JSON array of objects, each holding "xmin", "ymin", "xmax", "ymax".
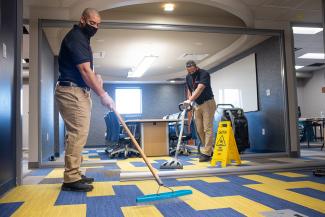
[
  {"xmin": 197, "ymin": 98, "xmax": 214, "ymax": 105},
  {"xmin": 57, "ymin": 81, "xmax": 90, "ymax": 92}
]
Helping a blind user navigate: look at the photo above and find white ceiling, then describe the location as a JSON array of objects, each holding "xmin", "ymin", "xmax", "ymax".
[
  {"xmin": 99, "ymin": 2, "xmax": 246, "ymax": 27},
  {"xmin": 44, "ymin": 27, "xmax": 269, "ymax": 82},
  {"xmin": 23, "ymin": 0, "xmax": 323, "ymax": 23},
  {"xmin": 24, "ymin": 0, "xmax": 80, "ymax": 8},
  {"xmin": 242, "ymin": 0, "xmax": 322, "ymax": 23},
  {"xmin": 24, "ymin": 0, "xmax": 324, "ymax": 81}
]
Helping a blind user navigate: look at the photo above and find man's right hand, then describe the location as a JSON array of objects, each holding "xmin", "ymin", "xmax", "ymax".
[{"xmin": 100, "ymin": 92, "xmax": 115, "ymax": 109}]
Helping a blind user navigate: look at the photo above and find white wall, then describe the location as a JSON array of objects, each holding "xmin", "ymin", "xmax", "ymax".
[
  {"xmin": 297, "ymin": 69, "xmax": 325, "ymax": 118},
  {"xmin": 210, "ymin": 53, "xmax": 258, "ymax": 112},
  {"xmin": 22, "ymin": 83, "xmax": 29, "ymax": 150}
]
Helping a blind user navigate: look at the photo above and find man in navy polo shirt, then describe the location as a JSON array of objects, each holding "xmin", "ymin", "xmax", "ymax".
[
  {"xmin": 55, "ymin": 8, "xmax": 114, "ymax": 192},
  {"xmin": 184, "ymin": 60, "xmax": 216, "ymax": 162}
]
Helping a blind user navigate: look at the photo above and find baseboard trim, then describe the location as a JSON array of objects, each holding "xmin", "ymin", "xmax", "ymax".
[
  {"xmin": 28, "ymin": 162, "xmax": 40, "ymax": 169},
  {"xmin": 289, "ymin": 151, "xmax": 300, "ymax": 158},
  {"xmin": 0, "ymin": 179, "xmax": 16, "ymax": 196}
]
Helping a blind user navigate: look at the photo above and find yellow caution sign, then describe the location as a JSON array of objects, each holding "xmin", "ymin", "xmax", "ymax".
[{"xmin": 211, "ymin": 121, "xmax": 241, "ymax": 167}]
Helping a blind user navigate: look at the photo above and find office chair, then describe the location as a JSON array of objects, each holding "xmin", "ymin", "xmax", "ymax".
[
  {"xmin": 169, "ymin": 111, "xmax": 193, "ymax": 156},
  {"xmin": 167, "ymin": 113, "xmax": 179, "ymax": 149},
  {"xmin": 104, "ymin": 112, "xmax": 140, "ymax": 159}
]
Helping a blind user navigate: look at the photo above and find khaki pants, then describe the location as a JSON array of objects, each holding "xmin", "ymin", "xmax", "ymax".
[
  {"xmin": 55, "ymin": 85, "xmax": 92, "ymax": 183},
  {"xmin": 194, "ymin": 99, "xmax": 216, "ymax": 156}
]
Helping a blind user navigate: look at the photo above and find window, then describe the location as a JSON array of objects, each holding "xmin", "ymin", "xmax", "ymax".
[{"xmin": 115, "ymin": 88, "xmax": 142, "ymax": 115}]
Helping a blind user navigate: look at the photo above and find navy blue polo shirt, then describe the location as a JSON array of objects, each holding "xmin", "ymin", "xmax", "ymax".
[
  {"xmin": 58, "ymin": 25, "xmax": 93, "ymax": 87},
  {"xmin": 186, "ymin": 68, "xmax": 214, "ymax": 105}
]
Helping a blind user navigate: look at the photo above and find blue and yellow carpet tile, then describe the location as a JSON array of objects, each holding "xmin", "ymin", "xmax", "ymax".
[
  {"xmin": 1, "ymin": 170, "xmax": 325, "ymax": 216},
  {"xmin": 1, "ymin": 149, "xmax": 325, "ymax": 217}
]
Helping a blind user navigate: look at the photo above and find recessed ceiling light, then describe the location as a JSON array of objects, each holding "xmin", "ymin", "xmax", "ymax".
[
  {"xmin": 128, "ymin": 55, "xmax": 158, "ymax": 78},
  {"xmin": 298, "ymin": 53, "xmax": 325, "ymax": 59},
  {"xmin": 295, "ymin": 65, "xmax": 304, "ymax": 69},
  {"xmin": 292, "ymin": 27, "xmax": 323, "ymax": 34},
  {"xmin": 164, "ymin": 3, "xmax": 174, "ymax": 12},
  {"xmin": 170, "ymin": 80, "xmax": 176, "ymax": 83}
]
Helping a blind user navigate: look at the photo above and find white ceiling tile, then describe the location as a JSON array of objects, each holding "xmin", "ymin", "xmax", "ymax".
[
  {"xmin": 295, "ymin": 0, "xmax": 322, "ymax": 10},
  {"xmin": 250, "ymin": 6, "xmax": 289, "ymax": 20},
  {"xmin": 61, "ymin": 0, "xmax": 80, "ymax": 8},
  {"xmin": 263, "ymin": 0, "xmax": 306, "ymax": 8},
  {"xmin": 241, "ymin": 0, "xmax": 269, "ymax": 6}
]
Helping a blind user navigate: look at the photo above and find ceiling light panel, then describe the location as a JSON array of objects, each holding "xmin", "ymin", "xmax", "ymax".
[
  {"xmin": 164, "ymin": 3, "xmax": 174, "ymax": 12},
  {"xmin": 293, "ymin": 27, "xmax": 323, "ymax": 35},
  {"xmin": 298, "ymin": 53, "xmax": 325, "ymax": 59}
]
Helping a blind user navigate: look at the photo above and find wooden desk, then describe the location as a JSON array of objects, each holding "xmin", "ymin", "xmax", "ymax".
[{"xmin": 126, "ymin": 119, "xmax": 180, "ymax": 157}]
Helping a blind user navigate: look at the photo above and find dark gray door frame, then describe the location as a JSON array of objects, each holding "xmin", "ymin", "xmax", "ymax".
[{"xmin": 38, "ymin": 19, "xmax": 291, "ymax": 165}]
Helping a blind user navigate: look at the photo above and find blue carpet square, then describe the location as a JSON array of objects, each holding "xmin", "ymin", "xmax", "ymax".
[
  {"xmin": 55, "ymin": 190, "xmax": 88, "ymax": 205},
  {"xmin": 0, "ymin": 202, "xmax": 23, "ymax": 217},
  {"xmin": 88, "ymin": 150, "xmax": 98, "ymax": 154},
  {"xmin": 86, "ymin": 185, "xmax": 142, "ymax": 217},
  {"xmin": 85, "ymin": 168, "xmax": 120, "ymax": 181},
  {"xmin": 156, "ymin": 202, "xmax": 245, "ymax": 217},
  {"xmin": 88, "ymin": 155, "xmax": 100, "ymax": 159},
  {"xmin": 97, "ymin": 152, "xmax": 110, "ymax": 160},
  {"xmin": 259, "ymin": 172, "xmax": 325, "ymax": 184},
  {"xmin": 290, "ymin": 188, "xmax": 325, "ymax": 201}
]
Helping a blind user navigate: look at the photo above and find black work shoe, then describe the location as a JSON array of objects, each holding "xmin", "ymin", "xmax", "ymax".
[
  {"xmin": 81, "ymin": 175, "xmax": 94, "ymax": 184},
  {"xmin": 61, "ymin": 180, "xmax": 94, "ymax": 192},
  {"xmin": 199, "ymin": 154, "xmax": 211, "ymax": 162}
]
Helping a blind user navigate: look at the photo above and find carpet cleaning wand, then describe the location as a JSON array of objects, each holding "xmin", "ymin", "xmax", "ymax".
[
  {"xmin": 160, "ymin": 102, "xmax": 193, "ymax": 169},
  {"xmin": 111, "ymin": 107, "xmax": 192, "ymax": 203}
]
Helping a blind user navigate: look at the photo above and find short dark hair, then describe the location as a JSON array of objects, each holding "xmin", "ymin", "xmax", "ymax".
[{"xmin": 186, "ymin": 60, "xmax": 196, "ymax": 68}]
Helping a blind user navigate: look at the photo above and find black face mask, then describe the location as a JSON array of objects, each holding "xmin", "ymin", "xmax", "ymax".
[{"xmin": 82, "ymin": 23, "xmax": 97, "ymax": 38}]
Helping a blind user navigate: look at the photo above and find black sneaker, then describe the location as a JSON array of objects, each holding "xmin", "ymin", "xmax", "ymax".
[
  {"xmin": 81, "ymin": 175, "xmax": 94, "ymax": 184},
  {"xmin": 199, "ymin": 154, "xmax": 211, "ymax": 162},
  {"xmin": 61, "ymin": 180, "xmax": 94, "ymax": 192}
]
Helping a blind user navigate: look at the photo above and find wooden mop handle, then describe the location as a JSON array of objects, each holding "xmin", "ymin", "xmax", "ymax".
[{"xmin": 112, "ymin": 107, "xmax": 164, "ymax": 186}]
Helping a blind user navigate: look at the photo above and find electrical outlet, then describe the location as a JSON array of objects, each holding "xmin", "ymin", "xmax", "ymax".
[
  {"xmin": 2, "ymin": 43, "xmax": 7, "ymax": 58},
  {"xmin": 262, "ymin": 128, "xmax": 265, "ymax": 135},
  {"xmin": 266, "ymin": 89, "xmax": 271, "ymax": 96}
]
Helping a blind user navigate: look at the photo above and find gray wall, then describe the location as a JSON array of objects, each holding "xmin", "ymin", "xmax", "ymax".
[
  {"xmin": 40, "ymin": 30, "xmax": 55, "ymax": 161},
  {"xmin": 297, "ymin": 69, "xmax": 325, "ymax": 117},
  {"xmin": 0, "ymin": 0, "xmax": 21, "ymax": 195},
  {"xmin": 210, "ymin": 36, "xmax": 286, "ymax": 153},
  {"xmin": 86, "ymin": 83, "xmax": 186, "ymax": 147}
]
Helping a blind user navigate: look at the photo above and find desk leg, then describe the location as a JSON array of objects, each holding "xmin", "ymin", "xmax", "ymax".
[{"xmin": 307, "ymin": 130, "xmax": 310, "ymax": 148}]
